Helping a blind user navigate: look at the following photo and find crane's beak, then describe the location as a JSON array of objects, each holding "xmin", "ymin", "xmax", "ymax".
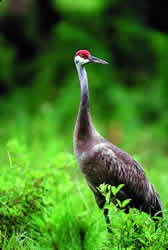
[{"xmin": 88, "ymin": 55, "xmax": 108, "ymax": 64}]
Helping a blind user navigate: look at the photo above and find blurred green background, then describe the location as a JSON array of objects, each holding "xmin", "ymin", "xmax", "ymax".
[
  {"xmin": 0, "ymin": 0, "xmax": 168, "ymax": 150},
  {"xmin": 0, "ymin": 0, "xmax": 168, "ymax": 248}
]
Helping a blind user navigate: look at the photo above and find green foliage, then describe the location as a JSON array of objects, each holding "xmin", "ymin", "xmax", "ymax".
[
  {"xmin": 0, "ymin": 91, "xmax": 167, "ymax": 249},
  {"xmin": 98, "ymin": 183, "xmax": 131, "ymax": 209},
  {"xmin": 0, "ymin": 112, "xmax": 168, "ymax": 249},
  {"xmin": 99, "ymin": 184, "xmax": 168, "ymax": 249}
]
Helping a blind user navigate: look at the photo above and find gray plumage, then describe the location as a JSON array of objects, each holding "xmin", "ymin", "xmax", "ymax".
[{"xmin": 73, "ymin": 50, "xmax": 162, "ymax": 229}]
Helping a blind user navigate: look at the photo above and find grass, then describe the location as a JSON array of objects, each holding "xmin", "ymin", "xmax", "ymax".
[{"xmin": 0, "ymin": 95, "xmax": 168, "ymax": 249}]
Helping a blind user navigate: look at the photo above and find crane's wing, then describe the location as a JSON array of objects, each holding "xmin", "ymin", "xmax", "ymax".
[{"xmin": 83, "ymin": 142, "xmax": 162, "ymax": 217}]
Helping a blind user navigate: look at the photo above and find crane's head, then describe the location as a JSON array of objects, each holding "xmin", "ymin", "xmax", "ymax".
[{"xmin": 74, "ymin": 50, "xmax": 108, "ymax": 66}]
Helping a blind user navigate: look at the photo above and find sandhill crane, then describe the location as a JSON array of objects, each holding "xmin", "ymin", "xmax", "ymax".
[{"xmin": 73, "ymin": 49, "xmax": 162, "ymax": 232}]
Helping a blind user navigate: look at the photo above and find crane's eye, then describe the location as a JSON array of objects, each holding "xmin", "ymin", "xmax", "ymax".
[{"xmin": 80, "ymin": 54, "xmax": 87, "ymax": 59}]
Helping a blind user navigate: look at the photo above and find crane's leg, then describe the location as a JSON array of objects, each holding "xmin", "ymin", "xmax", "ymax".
[
  {"xmin": 153, "ymin": 217, "xmax": 160, "ymax": 231},
  {"xmin": 94, "ymin": 192, "xmax": 113, "ymax": 233},
  {"xmin": 104, "ymin": 208, "xmax": 112, "ymax": 233}
]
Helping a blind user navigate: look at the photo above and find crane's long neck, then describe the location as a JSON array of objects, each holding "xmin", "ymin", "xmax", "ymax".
[{"xmin": 74, "ymin": 64, "xmax": 94, "ymax": 141}]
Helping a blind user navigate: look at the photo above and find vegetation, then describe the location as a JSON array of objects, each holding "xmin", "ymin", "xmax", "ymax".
[
  {"xmin": 0, "ymin": 0, "xmax": 168, "ymax": 249},
  {"xmin": 0, "ymin": 97, "xmax": 168, "ymax": 249}
]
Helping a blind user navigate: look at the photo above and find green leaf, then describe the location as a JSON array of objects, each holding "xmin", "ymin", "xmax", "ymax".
[
  {"xmin": 111, "ymin": 184, "xmax": 125, "ymax": 196},
  {"xmin": 121, "ymin": 199, "xmax": 132, "ymax": 208},
  {"xmin": 116, "ymin": 199, "xmax": 122, "ymax": 208}
]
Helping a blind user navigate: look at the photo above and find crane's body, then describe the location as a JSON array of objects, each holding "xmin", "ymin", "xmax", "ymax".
[{"xmin": 73, "ymin": 50, "xmax": 162, "ymax": 231}]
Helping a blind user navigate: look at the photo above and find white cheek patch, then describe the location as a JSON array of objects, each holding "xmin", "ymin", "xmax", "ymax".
[{"xmin": 75, "ymin": 55, "xmax": 89, "ymax": 65}]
